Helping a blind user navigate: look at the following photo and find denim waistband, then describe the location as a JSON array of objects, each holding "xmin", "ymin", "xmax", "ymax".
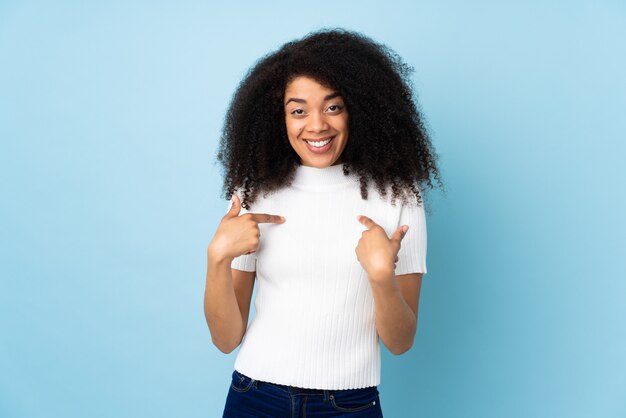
[
  {"xmin": 261, "ymin": 379, "xmax": 328, "ymax": 395},
  {"xmin": 234, "ymin": 369, "xmax": 377, "ymax": 396}
]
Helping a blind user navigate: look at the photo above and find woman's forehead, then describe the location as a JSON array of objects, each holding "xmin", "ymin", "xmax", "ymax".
[{"xmin": 284, "ymin": 76, "xmax": 341, "ymax": 104}]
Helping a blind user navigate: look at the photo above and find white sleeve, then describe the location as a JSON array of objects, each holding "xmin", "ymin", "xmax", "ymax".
[
  {"xmin": 226, "ymin": 191, "xmax": 257, "ymax": 272},
  {"xmin": 394, "ymin": 197, "xmax": 427, "ymax": 275}
]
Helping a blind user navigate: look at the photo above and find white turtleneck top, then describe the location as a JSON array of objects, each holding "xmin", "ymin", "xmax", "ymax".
[{"xmin": 229, "ymin": 163, "xmax": 427, "ymax": 390}]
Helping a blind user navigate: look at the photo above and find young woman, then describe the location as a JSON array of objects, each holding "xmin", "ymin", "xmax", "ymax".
[{"xmin": 205, "ymin": 28, "xmax": 443, "ymax": 417}]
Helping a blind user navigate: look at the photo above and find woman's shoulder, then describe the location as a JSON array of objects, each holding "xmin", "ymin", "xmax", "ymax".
[{"xmin": 365, "ymin": 180, "xmax": 423, "ymax": 209}]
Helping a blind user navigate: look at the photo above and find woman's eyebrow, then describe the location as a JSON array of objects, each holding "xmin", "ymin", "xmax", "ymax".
[{"xmin": 285, "ymin": 92, "xmax": 341, "ymax": 105}]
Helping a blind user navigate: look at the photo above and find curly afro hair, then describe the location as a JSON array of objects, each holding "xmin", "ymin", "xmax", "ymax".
[{"xmin": 216, "ymin": 27, "xmax": 444, "ymax": 211}]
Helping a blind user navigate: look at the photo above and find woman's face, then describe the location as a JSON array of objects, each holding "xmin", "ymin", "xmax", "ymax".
[{"xmin": 284, "ymin": 76, "xmax": 349, "ymax": 168}]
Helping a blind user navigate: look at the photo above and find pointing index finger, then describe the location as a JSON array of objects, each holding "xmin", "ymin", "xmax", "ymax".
[
  {"xmin": 357, "ymin": 215, "xmax": 377, "ymax": 229},
  {"xmin": 249, "ymin": 213, "xmax": 286, "ymax": 224}
]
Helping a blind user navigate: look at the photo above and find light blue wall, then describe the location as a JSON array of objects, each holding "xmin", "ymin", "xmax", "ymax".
[{"xmin": 1, "ymin": 1, "xmax": 624, "ymax": 417}]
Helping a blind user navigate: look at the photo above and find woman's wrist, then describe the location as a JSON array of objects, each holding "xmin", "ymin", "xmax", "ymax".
[{"xmin": 207, "ymin": 243, "xmax": 234, "ymax": 265}]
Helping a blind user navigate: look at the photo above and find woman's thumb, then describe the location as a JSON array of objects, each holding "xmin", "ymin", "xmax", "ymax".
[{"xmin": 225, "ymin": 194, "xmax": 241, "ymax": 217}]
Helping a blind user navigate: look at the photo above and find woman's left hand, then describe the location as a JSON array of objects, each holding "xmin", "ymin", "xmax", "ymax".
[{"xmin": 355, "ymin": 215, "xmax": 409, "ymax": 283}]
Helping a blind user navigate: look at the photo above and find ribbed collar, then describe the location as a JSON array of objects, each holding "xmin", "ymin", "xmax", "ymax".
[{"xmin": 291, "ymin": 163, "xmax": 354, "ymax": 187}]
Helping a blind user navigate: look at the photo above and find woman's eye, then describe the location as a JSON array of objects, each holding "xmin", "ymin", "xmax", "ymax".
[{"xmin": 290, "ymin": 105, "xmax": 343, "ymax": 116}]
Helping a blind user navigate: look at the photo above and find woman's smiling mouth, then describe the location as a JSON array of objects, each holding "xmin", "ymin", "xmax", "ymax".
[{"xmin": 304, "ymin": 136, "xmax": 335, "ymax": 151}]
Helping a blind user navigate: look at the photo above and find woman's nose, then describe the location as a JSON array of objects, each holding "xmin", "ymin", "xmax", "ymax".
[{"xmin": 306, "ymin": 111, "xmax": 330, "ymax": 132}]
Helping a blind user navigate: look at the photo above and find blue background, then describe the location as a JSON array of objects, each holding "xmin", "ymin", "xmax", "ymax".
[{"xmin": 1, "ymin": 1, "xmax": 625, "ymax": 417}]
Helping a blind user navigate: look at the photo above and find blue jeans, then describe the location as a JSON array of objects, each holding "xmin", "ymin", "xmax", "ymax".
[{"xmin": 222, "ymin": 369, "xmax": 384, "ymax": 417}]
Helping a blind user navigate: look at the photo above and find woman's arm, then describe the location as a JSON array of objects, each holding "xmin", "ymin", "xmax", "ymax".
[
  {"xmin": 354, "ymin": 214, "xmax": 425, "ymax": 355},
  {"xmin": 204, "ymin": 250, "xmax": 254, "ymax": 354},
  {"xmin": 204, "ymin": 193, "xmax": 283, "ymax": 353},
  {"xmin": 369, "ymin": 272, "xmax": 422, "ymax": 355}
]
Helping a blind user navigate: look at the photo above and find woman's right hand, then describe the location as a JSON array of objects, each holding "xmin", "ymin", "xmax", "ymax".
[{"xmin": 207, "ymin": 193, "xmax": 285, "ymax": 262}]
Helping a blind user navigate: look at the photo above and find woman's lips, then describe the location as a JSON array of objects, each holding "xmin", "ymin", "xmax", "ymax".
[{"xmin": 304, "ymin": 136, "xmax": 335, "ymax": 154}]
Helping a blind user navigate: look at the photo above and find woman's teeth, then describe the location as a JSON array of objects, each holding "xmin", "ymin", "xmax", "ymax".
[{"xmin": 305, "ymin": 137, "xmax": 334, "ymax": 148}]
